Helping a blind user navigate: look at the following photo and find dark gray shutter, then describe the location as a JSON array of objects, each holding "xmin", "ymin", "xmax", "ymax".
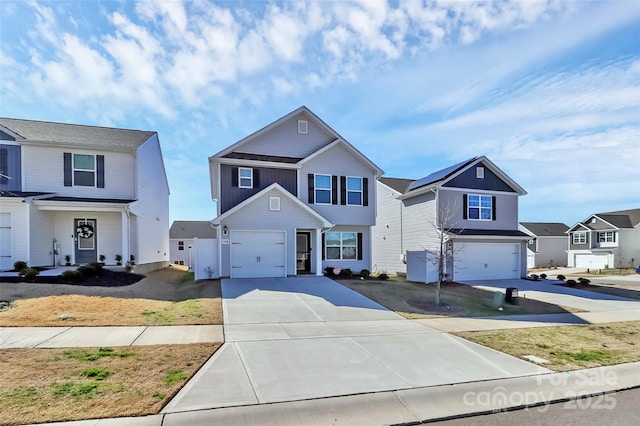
[
  {"xmin": 357, "ymin": 233, "xmax": 363, "ymax": 260},
  {"xmin": 462, "ymin": 194, "xmax": 468, "ymax": 219},
  {"xmin": 321, "ymin": 233, "xmax": 325, "ymax": 260},
  {"xmin": 64, "ymin": 153, "xmax": 72, "ymax": 186},
  {"xmin": 253, "ymin": 169, "xmax": 260, "ymax": 188},
  {"xmin": 96, "ymin": 155, "xmax": 105, "ymax": 188},
  {"xmin": 363, "ymin": 178, "xmax": 369, "ymax": 206},
  {"xmin": 331, "ymin": 175, "xmax": 338, "ymax": 205},
  {"xmin": 231, "ymin": 167, "xmax": 238, "ymax": 187},
  {"xmin": 308, "ymin": 174, "xmax": 314, "ymax": 203},
  {"xmin": 340, "ymin": 176, "xmax": 346, "ymax": 205},
  {"xmin": 492, "ymin": 196, "xmax": 496, "ymax": 220}
]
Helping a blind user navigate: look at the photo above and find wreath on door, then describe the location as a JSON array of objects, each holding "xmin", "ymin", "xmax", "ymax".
[{"xmin": 76, "ymin": 224, "xmax": 94, "ymax": 239}]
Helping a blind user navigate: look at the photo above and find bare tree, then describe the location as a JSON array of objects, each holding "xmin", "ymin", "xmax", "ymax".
[{"xmin": 424, "ymin": 201, "xmax": 463, "ymax": 306}]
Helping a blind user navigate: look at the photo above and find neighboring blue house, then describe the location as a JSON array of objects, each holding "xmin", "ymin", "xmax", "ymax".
[{"xmin": 372, "ymin": 156, "xmax": 530, "ymax": 281}]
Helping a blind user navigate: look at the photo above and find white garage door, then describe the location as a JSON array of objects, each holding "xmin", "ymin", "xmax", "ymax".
[
  {"xmin": 454, "ymin": 243, "xmax": 520, "ymax": 281},
  {"xmin": 575, "ymin": 253, "xmax": 608, "ymax": 269},
  {"xmin": 231, "ymin": 231, "xmax": 286, "ymax": 278},
  {"xmin": 0, "ymin": 213, "xmax": 12, "ymax": 271}
]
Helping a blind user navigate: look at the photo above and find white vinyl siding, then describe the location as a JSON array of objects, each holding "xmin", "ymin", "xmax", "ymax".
[
  {"xmin": 22, "ymin": 145, "xmax": 135, "ymax": 199},
  {"xmin": 236, "ymin": 113, "xmax": 334, "ymax": 158},
  {"xmin": 0, "ymin": 202, "xmax": 29, "ymax": 268},
  {"xmin": 128, "ymin": 135, "xmax": 170, "ymax": 267},
  {"xmin": 371, "ymin": 181, "xmax": 406, "ymax": 275}
]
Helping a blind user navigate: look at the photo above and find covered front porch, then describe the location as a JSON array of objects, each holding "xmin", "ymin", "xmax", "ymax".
[{"xmin": 30, "ymin": 198, "xmax": 136, "ymax": 268}]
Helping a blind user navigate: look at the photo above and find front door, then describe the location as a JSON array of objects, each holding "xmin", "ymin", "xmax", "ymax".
[
  {"xmin": 296, "ymin": 232, "xmax": 311, "ymax": 273},
  {"xmin": 75, "ymin": 218, "xmax": 97, "ymax": 264}
]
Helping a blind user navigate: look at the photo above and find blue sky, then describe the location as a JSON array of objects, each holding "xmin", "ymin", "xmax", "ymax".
[{"xmin": 1, "ymin": 0, "xmax": 639, "ymax": 227}]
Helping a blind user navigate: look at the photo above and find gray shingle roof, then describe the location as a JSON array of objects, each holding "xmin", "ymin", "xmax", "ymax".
[
  {"xmin": 170, "ymin": 221, "xmax": 218, "ymax": 239},
  {"xmin": 0, "ymin": 118, "xmax": 155, "ymax": 150},
  {"xmin": 595, "ymin": 208, "xmax": 640, "ymax": 228},
  {"xmin": 519, "ymin": 222, "xmax": 569, "ymax": 236},
  {"xmin": 379, "ymin": 177, "xmax": 416, "ymax": 194}
]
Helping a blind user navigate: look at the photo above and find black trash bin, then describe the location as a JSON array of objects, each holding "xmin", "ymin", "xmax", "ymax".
[{"xmin": 505, "ymin": 287, "xmax": 519, "ymax": 305}]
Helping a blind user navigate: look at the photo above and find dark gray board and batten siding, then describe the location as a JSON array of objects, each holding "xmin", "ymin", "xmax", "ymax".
[
  {"xmin": 219, "ymin": 164, "xmax": 297, "ymax": 214},
  {"xmin": 444, "ymin": 162, "xmax": 516, "ymax": 192},
  {"xmin": 0, "ymin": 144, "xmax": 22, "ymax": 191}
]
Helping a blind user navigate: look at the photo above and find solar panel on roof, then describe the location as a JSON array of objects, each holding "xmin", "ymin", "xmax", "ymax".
[{"xmin": 407, "ymin": 157, "xmax": 477, "ymax": 192}]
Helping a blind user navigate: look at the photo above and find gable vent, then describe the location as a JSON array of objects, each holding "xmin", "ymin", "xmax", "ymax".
[
  {"xmin": 476, "ymin": 167, "xmax": 484, "ymax": 179},
  {"xmin": 298, "ymin": 120, "xmax": 308, "ymax": 134}
]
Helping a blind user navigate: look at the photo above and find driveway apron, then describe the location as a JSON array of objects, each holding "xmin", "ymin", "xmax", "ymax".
[{"xmin": 163, "ymin": 277, "xmax": 548, "ymax": 413}]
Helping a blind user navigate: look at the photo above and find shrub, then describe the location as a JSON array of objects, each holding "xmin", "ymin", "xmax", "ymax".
[
  {"xmin": 360, "ymin": 269, "xmax": 371, "ymax": 279},
  {"xmin": 529, "ymin": 274, "xmax": 539, "ymax": 281},
  {"xmin": 378, "ymin": 273, "xmax": 389, "ymax": 281},
  {"xmin": 99, "ymin": 255, "xmax": 106, "ymax": 263},
  {"xmin": 129, "ymin": 255, "xmax": 136, "ymax": 265},
  {"xmin": 18, "ymin": 267, "xmax": 39, "ymax": 282},
  {"xmin": 89, "ymin": 262, "xmax": 104, "ymax": 273},
  {"xmin": 115, "ymin": 254, "xmax": 122, "ymax": 265},
  {"xmin": 557, "ymin": 274, "xmax": 566, "ymax": 281},
  {"xmin": 77, "ymin": 265, "xmax": 97, "ymax": 277},
  {"xmin": 61, "ymin": 270, "xmax": 82, "ymax": 281},
  {"xmin": 540, "ymin": 273, "xmax": 547, "ymax": 279},
  {"xmin": 566, "ymin": 279, "xmax": 577, "ymax": 287},
  {"xmin": 324, "ymin": 267, "xmax": 336, "ymax": 277},
  {"xmin": 578, "ymin": 277, "xmax": 591, "ymax": 285},
  {"xmin": 339, "ymin": 268, "xmax": 352, "ymax": 278},
  {"xmin": 13, "ymin": 260, "xmax": 28, "ymax": 272}
]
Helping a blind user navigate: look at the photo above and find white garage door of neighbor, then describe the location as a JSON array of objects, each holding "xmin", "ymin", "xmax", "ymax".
[
  {"xmin": 455, "ymin": 243, "xmax": 520, "ymax": 281},
  {"xmin": 231, "ymin": 231, "xmax": 286, "ymax": 278},
  {"xmin": 0, "ymin": 213, "xmax": 12, "ymax": 271},
  {"xmin": 575, "ymin": 253, "xmax": 608, "ymax": 269}
]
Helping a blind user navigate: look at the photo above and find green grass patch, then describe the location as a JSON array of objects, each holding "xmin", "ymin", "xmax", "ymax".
[
  {"xmin": 2, "ymin": 386, "xmax": 39, "ymax": 406},
  {"xmin": 142, "ymin": 309, "xmax": 174, "ymax": 325},
  {"xmin": 63, "ymin": 347, "xmax": 135, "ymax": 361},
  {"xmin": 52, "ymin": 381, "xmax": 100, "ymax": 399},
  {"xmin": 80, "ymin": 367, "xmax": 110, "ymax": 380},
  {"xmin": 164, "ymin": 369, "xmax": 188, "ymax": 385},
  {"xmin": 152, "ymin": 390, "xmax": 166, "ymax": 400},
  {"xmin": 178, "ymin": 271, "xmax": 195, "ymax": 283}
]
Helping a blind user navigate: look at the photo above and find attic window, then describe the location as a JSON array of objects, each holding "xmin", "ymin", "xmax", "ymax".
[
  {"xmin": 269, "ymin": 197, "xmax": 281, "ymax": 211},
  {"xmin": 298, "ymin": 120, "xmax": 308, "ymax": 134},
  {"xmin": 476, "ymin": 167, "xmax": 485, "ymax": 179}
]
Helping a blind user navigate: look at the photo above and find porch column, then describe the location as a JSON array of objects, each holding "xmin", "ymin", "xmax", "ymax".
[
  {"xmin": 121, "ymin": 210, "xmax": 130, "ymax": 266},
  {"xmin": 315, "ymin": 229, "xmax": 323, "ymax": 276}
]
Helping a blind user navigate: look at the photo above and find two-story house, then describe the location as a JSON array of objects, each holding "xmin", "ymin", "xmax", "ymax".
[
  {"xmin": 372, "ymin": 157, "xmax": 530, "ymax": 281},
  {"xmin": 0, "ymin": 118, "xmax": 170, "ymax": 273},
  {"xmin": 519, "ymin": 222, "xmax": 569, "ymax": 269},
  {"xmin": 208, "ymin": 106, "xmax": 383, "ymax": 278},
  {"xmin": 566, "ymin": 208, "xmax": 640, "ymax": 270}
]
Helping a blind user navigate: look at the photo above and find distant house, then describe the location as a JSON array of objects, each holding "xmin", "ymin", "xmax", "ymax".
[
  {"xmin": 0, "ymin": 118, "xmax": 170, "ymax": 273},
  {"xmin": 566, "ymin": 208, "xmax": 640, "ymax": 269},
  {"xmin": 372, "ymin": 156, "xmax": 530, "ymax": 281},
  {"xmin": 169, "ymin": 221, "xmax": 217, "ymax": 269},
  {"xmin": 518, "ymin": 222, "xmax": 569, "ymax": 269}
]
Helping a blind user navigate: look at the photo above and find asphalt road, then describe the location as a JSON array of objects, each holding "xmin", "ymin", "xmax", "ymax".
[
  {"xmin": 430, "ymin": 387, "xmax": 640, "ymax": 426},
  {"xmin": 586, "ymin": 276, "xmax": 640, "ymax": 289}
]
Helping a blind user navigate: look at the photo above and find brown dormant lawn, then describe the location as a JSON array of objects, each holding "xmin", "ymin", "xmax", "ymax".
[
  {"xmin": 455, "ymin": 321, "xmax": 640, "ymax": 372},
  {"xmin": 0, "ymin": 294, "xmax": 222, "ymax": 327},
  {"xmin": 0, "ymin": 343, "xmax": 220, "ymax": 425},
  {"xmin": 337, "ymin": 277, "xmax": 582, "ymax": 319}
]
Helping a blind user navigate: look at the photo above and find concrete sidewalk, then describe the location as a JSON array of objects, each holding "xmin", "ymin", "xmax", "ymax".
[{"xmin": 0, "ymin": 325, "xmax": 223, "ymax": 348}]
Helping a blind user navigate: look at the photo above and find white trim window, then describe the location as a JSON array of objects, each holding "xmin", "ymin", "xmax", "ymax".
[
  {"xmin": 597, "ymin": 231, "xmax": 615, "ymax": 243},
  {"xmin": 573, "ymin": 232, "xmax": 587, "ymax": 244},
  {"xmin": 325, "ymin": 232, "xmax": 357, "ymax": 260},
  {"xmin": 73, "ymin": 154, "xmax": 96, "ymax": 187},
  {"xmin": 178, "ymin": 241, "xmax": 185, "ymax": 251},
  {"xmin": 238, "ymin": 167, "xmax": 253, "ymax": 188},
  {"xmin": 314, "ymin": 174, "xmax": 331, "ymax": 204},
  {"xmin": 468, "ymin": 194, "xmax": 492, "ymax": 220},
  {"xmin": 346, "ymin": 177, "xmax": 363, "ymax": 206}
]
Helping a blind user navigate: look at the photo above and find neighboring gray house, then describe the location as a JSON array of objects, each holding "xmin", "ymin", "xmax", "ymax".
[
  {"xmin": 566, "ymin": 208, "xmax": 640, "ymax": 270},
  {"xmin": 372, "ymin": 156, "xmax": 530, "ymax": 281},
  {"xmin": 169, "ymin": 221, "xmax": 218, "ymax": 269},
  {"xmin": 0, "ymin": 118, "xmax": 170, "ymax": 273},
  {"xmin": 208, "ymin": 106, "xmax": 383, "ymax": 278},
  {"xmin": 518, "ymin": 222, "xmax": 569, "ymax": 269}
]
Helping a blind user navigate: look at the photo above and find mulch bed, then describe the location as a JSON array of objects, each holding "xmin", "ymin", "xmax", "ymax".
[{"xmin": 0, "ymin": 269, "xmax": 145, "ymax": 287}]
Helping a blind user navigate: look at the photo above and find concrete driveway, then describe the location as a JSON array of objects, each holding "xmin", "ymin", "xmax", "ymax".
[{"xmin": 163, "ymin": 277, "xmax": 548, "ymax": 413}]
